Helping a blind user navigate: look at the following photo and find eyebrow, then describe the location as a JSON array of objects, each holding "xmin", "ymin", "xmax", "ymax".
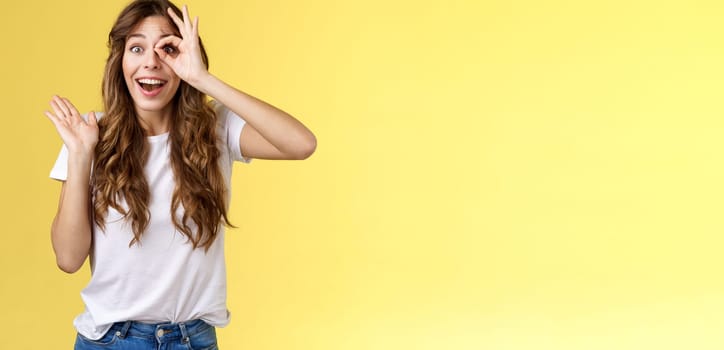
[{"xmin": 127, "ymin": 33, "xmax": 175, "ymax": 39}]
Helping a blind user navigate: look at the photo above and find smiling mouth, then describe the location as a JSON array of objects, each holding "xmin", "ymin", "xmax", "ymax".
[{"xmin": 136, "ymin": 78, "xmax": 167, "ymax": 92}]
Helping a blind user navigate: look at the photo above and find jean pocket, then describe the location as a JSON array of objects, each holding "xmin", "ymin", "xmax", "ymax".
[
  {"xmin": 185, "ymin": 323, "xmax": 218, "ymax": 350},
  {"xmin": 75, "ymin": 328, "xmax": 118, "ymax": 348}
]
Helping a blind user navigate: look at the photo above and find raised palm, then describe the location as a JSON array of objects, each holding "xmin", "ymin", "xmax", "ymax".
[{"xmin": 44, "ymin": 95, "xmax": 99, "ymax": 157}]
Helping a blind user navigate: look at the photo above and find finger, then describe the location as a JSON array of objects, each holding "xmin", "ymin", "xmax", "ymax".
[
  {"xmin": 154, "ymin": 36, "xmax": 183, "ymax": 61},
  {"xmin": 167, "ymin": 7, "xmax": 185, "ymax": 35},
  {"xmin": 154, "ymin": 48, "xmax": 172, "ymax": 64},
  {"xmin": 155, "ymin": 35, "xmax": 182, "ymax": 50},
  {"xmin": 61, "ymin": 97, "xmax": 83, "ymax": 124},
  {"xmin": 193, "ymin": 16, "xmax": 199, "ymax": 37},
  {"xmin": 88, "ymin": 111, "xmax": 98, "ymax": 126},
  {"xmin": 181, "ymin": 5, "xmax": 192, "ymax": 32},
  {"xmin": 44, "ymin": 110, "xmax": 63, "ymax": 125},
  {"xmin": 44, "ymin": 110, "xmax": 70, "ymax": 132},
  {"xmin": 50, "ymin": 99, "xmax": 69, "ymax": 121},
  {"xmin": 51, "ymin": 96, "xmax": 71, "ymax": 118}
]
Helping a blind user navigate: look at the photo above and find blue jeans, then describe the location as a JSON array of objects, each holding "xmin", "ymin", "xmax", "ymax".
[{"xmin": 74, "ymin": 319, "xmax": 218, "ymax": 350}]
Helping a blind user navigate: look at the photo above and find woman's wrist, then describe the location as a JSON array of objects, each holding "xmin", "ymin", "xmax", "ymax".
[
  {"xmin": 187, "ymin": 71, "xmax": 215, "ymax": 94},
  {"xmin": 67, "ymin": 149, "xmax": 94, "ymax": 168}
]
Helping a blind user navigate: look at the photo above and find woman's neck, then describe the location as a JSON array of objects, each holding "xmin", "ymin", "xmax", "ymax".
[{"xmin": 136, "ymin": 107, "xmax": 172, "ymax": 136}]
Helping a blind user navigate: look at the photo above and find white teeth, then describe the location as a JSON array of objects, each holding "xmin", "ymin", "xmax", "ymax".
[{"xmin": 137, "ymin": 79, "xmax": 165, "ymax": 84}]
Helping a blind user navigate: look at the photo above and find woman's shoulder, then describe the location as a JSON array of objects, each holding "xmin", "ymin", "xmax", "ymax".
[
  {"xmin": 209, "ymin": 99, "xmax": 246, "ymax": 123},
  {"xmin": 209, "ymin": 99, "xmax": 243, "ymax": 128},
  {"xmin": 209, "ymin": 99, "xmax": 227, "ymax": 117}
]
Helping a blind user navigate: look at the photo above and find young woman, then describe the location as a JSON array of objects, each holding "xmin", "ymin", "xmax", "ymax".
[{"xmin": 45, "ymin": 0, "xmax": 316, "ymax": 348}]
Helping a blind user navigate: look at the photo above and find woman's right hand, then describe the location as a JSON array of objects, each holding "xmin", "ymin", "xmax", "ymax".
[{"xmin": 44, "ymin": 95, "xmax": 99, "ymax": 157}]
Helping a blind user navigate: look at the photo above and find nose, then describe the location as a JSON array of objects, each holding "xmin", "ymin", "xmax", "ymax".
[{"xmin": 143, "ymin": 50, "xmax": 161, "ymax": 69}]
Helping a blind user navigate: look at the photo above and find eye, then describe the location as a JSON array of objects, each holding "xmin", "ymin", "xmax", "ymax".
[
  {"xmin": 163, "ymin": 45, "xmax": 176, "ymax": 54},
  {"xmin": 129, "ymin": 46, "xmax": 142, "ymax": 54}
]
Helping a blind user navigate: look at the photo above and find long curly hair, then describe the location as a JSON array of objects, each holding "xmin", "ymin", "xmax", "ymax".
[{"xmin": 93, "ymin": 0, "xmax": 231, "ymax": 250}]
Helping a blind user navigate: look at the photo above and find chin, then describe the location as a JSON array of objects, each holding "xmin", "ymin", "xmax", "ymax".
[{"xmin": 135, "ymin": 100, "xmax": 173, "ymax": 112}]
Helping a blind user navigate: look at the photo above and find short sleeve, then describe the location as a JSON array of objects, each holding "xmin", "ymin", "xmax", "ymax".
[
  {"xmin": 212, "ymin": 100, "xmax": 252, "ymax": 163},
  {"xmin": 50, "ymin": 144, "xmax": 69, "ymax": 181}
]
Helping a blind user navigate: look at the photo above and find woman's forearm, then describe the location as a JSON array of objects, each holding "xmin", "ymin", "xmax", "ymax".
[
  {"xmin": 192, "ymin": 73, "xmax": 317, "ymax": 159},
  {"xmin": 51, "ymin": 152, "xmax": 93, "ymax": 273}
]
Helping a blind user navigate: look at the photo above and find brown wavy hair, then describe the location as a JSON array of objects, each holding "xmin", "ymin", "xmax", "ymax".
[{"xmin": 93, "ymin": 0, "xmax": 231, "ymax": 250}]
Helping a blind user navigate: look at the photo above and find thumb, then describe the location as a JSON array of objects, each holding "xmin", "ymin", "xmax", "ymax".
[
  {"xmin": 154, "ymin": 47, "xmax": 175, "ymax": 68},
  {"xmin": 88, "ymin": 111, "xmax": 97, "ymax": 126},
  {"xmin": 154, "ymin": 36, "xmax": 182, "ymax": 61},
  {"xmin": 154, "ymin": 46, "xmax": 166, "ymax": 60}
]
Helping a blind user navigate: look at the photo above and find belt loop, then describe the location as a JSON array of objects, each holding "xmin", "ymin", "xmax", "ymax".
[
  {"xmin": 118, "ymin": 321, "xmax": 132, "ymax": 338},
  {"xmin": 179, "ymin": 322, "xmax": 190, "ymax": 343}
]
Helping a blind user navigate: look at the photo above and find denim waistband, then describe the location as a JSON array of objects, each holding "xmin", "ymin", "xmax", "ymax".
[{"xmin": 106, "ymin": 319, "xmax": 209, "ymax": 343}]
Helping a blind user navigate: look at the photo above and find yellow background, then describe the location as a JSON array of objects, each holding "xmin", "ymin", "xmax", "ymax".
[{"xmin": 2, "ymin": 0, "xmax": 724, "ymax": 349}]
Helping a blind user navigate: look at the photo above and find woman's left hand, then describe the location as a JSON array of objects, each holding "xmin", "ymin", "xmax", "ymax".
[{"xmin": 155, "ymin": 5, "xmax": 208, "ymax": 85}]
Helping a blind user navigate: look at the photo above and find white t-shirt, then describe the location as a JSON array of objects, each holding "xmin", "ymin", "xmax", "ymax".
[{"xmin": 50, "ymin": 101, "xmax": 249, "ymax": 340}]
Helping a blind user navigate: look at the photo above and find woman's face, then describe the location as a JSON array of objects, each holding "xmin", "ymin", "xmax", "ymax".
[{"xmin": 122, "ymin": 16, "xmax": 181, "ymax": 116}]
